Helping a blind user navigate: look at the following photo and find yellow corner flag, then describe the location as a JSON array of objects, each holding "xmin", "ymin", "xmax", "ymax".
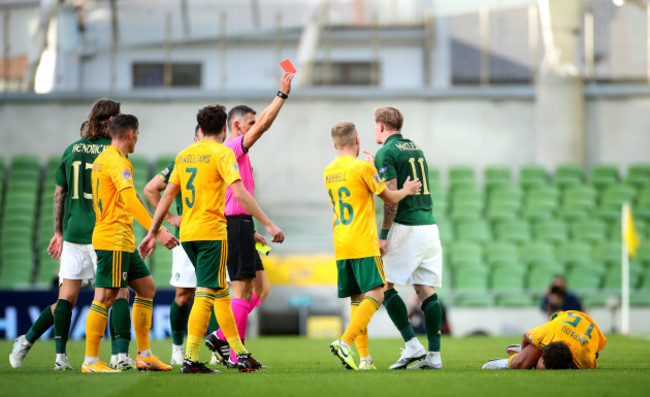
[{"xmin": 623, "ymin": 205, "xmax": 641, "ymax": 258}]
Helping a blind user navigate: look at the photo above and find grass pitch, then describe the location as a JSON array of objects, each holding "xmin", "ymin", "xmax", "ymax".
[{"xmin": 2, "ymin": 335, "xmax": 649, "ymax": 397}]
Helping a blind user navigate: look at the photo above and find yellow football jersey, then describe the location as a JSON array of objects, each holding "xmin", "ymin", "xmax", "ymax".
[
  {"xmin": 527, "ymin": 310, "xmax": 607, "ymax": 369},
  {"xmin": 169, "ymin": 140, "xmax": 241, "ymax": 242},
  {"xmin": 91, "ymin": 146, "xmax": 137, "ymax": 252},
  {"xmin": 324, "ymin": 156, "xmax": 386, "ymax": 260}
]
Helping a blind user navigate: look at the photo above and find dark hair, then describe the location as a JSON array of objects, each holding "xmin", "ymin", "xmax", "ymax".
[
  {"xmin": 197, "ymin": 105, "xmax": 227, "ymax": 136},
  {"xmin": 542, "ymin": 342, "xmax": 577, "ymax": 369},
  {"xmin": 110, "ymin": 114, "xmax": 139, "ymax": 138},
  {"xmin": 194, "ymin": 124, "xmax": 200, "ymax": 136},
  {"xmin": 80, "ymin": 120, "xmax": 88, "ymax": 138},
  {"xmin": 87, "ymin": 98, "xmax": 121, "ymax": 140},
  {"xmin": 227, "ymin": 105, "xmax": 256, "ymax": 132}
]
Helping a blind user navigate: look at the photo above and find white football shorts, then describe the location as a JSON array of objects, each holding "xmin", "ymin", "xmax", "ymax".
[
  {"xmin": 170, "ymin": 245, "xmax": 197, "ymax": 288},
  {"xmin": 58, "ymin": 241, "xmax": 97, "ymax": 285},
  {"xmin": 382, "ymin": 223, "xmax": 443, "ymax": 287}
]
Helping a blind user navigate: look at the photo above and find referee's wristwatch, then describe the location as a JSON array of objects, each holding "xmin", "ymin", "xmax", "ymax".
[{"xmin": 277, "ymin": 91, "xmax": 288, "ymax": 99}]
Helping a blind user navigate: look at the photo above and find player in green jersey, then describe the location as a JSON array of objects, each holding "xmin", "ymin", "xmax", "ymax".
[
  {"xmin": 365, "ymin": 106, "xmax": 444, "ymax": 370},
  {"xmin": 9, "ymin": 99, "xmax": 134, "ymax": 371}
]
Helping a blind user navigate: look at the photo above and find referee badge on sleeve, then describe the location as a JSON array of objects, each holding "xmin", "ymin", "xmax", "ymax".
[
  {"xmin": 373, "ymin": 172, "xmax": 381, "ymax": 184},
  {"xmin": 122, "ymin": 169, "xmax": 132, "ymax": 180},
  {"xmin": 233, "ymin": 161, "xmax": 239, "ymax": 172}
]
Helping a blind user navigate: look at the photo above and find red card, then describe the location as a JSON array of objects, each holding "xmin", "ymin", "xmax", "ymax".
[{"xmin": 280, "ymin": 59, "xmax": 297, "ymax": 73}]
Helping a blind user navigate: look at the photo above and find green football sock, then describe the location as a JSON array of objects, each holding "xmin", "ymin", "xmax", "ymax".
[
  {"xmin": 111, "ymin": 298, "xmax": 131, "ymax": 354},
  {"xmin": 25, "ymin": 305, "xmax": 54, "ymax": 344},
  {"xmin": 170, "ymin": 300, "xmax": 191, "ymax": 346},
  {"xmin": 109, "ymin": 311, "xmax": 118, "ymax": 355},
  {"xmin": 208, "ymin": 308, "xmax": 220, "ymax": 334},
  {"xmin": 383, "ymin": 288, "xmax": 416, "ymax": 342},
  {"xmin": 53, "ymin": 299, "xmax": 73, "ymax": 354},
  {"xmin": 422, "ymin": 293, "xmax": 442, "ymax": 352}
]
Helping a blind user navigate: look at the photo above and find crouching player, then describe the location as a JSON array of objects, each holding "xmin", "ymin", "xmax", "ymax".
[
  {"xmin": 482, "ymin": 310, "xmax": 607, "ymax": 370},
  {"xmin": 324, "ymin": 122, "xmax": 421, "ymax": 370}
]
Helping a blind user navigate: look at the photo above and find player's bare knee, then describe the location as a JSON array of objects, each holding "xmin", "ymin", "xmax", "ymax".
[{"xmin": 175, "ymin": 289, "xmax": 193, "ymax": 306}]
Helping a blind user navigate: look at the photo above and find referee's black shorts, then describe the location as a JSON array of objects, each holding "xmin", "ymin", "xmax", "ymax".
[{"xmin": 226, "ymin": 214, "xmax": 264, "ymax": 281}]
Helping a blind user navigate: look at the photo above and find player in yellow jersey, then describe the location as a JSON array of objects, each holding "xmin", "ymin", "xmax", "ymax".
[
  {"xmin": 139, "ymin": 104, "xmax": 284, "ymax": 374},
  {"xmin": 83, "ymin": 114, "xmax": 179, "ymax": 373},
  {"xmin": 482, "ymin": 310, "xmax": 607, "ymax": 370},
  {"xmin": 324, "ymin": 122, "xmax": 421, "ymax": 370}
]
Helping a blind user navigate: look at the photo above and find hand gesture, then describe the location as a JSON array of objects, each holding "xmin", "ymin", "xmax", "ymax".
[
  {"xmin": 138, "ymin": 233, "xmax": 157, "ymax": 259},
  {"xmin": 280, "ymin": 72, "xmax": 294, "ymax": 96},
  {"xmin": 47, "ymin": 233, "xmax": 63, "ymax": 260},
  {"xmin": 254, "ymin": 232, "xmax": 268, "ymax": 246},
  {"xmin": 379, "ymin": 239, "xmax": 387, "ymax": 256},
  {"xmin": 402, "ymin": 176, "xmax": 422, "ymax": 195},
  {"xmin": 265, "ymin": 223, "xmax": 285, "ymax": 243},
  {"xmin": 362, "ymin": 150, "xmax": 376, "ymax": 164},
  {"xmin": 157, "ymin": 227, "xmax": 180, "ymax": 249}
]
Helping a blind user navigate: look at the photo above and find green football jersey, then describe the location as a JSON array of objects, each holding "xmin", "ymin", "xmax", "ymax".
[
  {"xmin": 54, "ymin": 137, "xmax": 111, "ymax": 244},
  {"xmin": 159, "ymin": 161, "xmax": 183, "ymax": 238},
  {"xmin": 374, "ymin": 134, "xmax": 435, "ymax": 226}
]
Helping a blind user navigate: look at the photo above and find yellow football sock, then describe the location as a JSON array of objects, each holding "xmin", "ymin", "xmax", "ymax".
[
  {"xmin": 341, "ymin": 296, "xmax": 380, "ymax": 346},
  {"xmin": 185, "ymin": 290, "xmax": 217, "ymax": 362},
  {"xmin": 351, "ymin": 302, "xmax": 370, "ymax": 357},
  {"xmin": 132, "ymin": 296, "xmax": 153, "ymax": 353},
  {"xmin": 508, "ymin": 354, "xmax": 518, "ymax": 368},
  {"xmin": 85, "ymin": 301, "xmax": 109, "ymax": 358},
  {"xmin": 212, "ymin": 288, "xmax": 247, "ymax": 356}
]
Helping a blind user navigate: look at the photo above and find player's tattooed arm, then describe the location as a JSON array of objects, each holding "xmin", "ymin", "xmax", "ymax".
[
  {"xmin": 381, "ymin": 178, "xmax": 398, "ymax": 230},
  {"xmin": 53, "ymin": 185, "xmax": 67, "ymax": 235}
]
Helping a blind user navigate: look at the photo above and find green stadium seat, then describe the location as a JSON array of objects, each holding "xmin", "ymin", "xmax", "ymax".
[
  {"xmin": 630, "ymin": 267, "xmax": 650, "ymax": 305},
  {"xmin": 554, "ymin": 164, "xmax": 583, "ymax": 188},
  {"xmin": 485, "ymin": 202, "xmax": 518, "ymax": 224},
  {"xmin": 519, "ymin": 241, "xmax": 560, "ymax": 270},
  {"xmin": 0, "ymin": 248, "xmax": 34, "ymax": 289},
  {"xmin": 491, "ymin": 268, "xmax": 532, "ymax": 306},
  {"xmin": 449, "ymin": 165, "xmax": 475, "ymax": 184},
  {"xmin": 562, "ymin": 184, "xmax": 597, "ymax": 212},
  {"xmin": 427, "ymin": 167, "xmax": 440, "ymax": 188},
  {"xmin": 556, "ymin": 206, "xmax": 589, "ymax": 222},
  {"xmin": 485, "ymin": 241, "xmax": 519, "ymax": 269},
  {"xmin": 570, "ymin": 219, "xmax": 607, "ymax": 244},
  {"xmin": 525, "ymin": 263, "xmax": 564, "ymax": 293},
  {"xmin": 448, "ymin": 241, "xmax": 483, "ymax": 270},
  {"xmin": 435, "ymin": 216, "xmax": 454, "ymax": 243},
  {"xmin": 484, "ymin": 165, "xmax": 511, "ymax": 191},
  {"xmin": 493, "ymin": 218, "xmax": 531, "ymax": 244},
  {"xmin": 565, "ymin": 267, "xmax": 602, "ymax": 293},
  {"xmin": 519, "ymin": 165, "xmax": 548, "ymax": 190},
  {"xmin": 589, "ymin": 164, "xmax": 620, "ymax": 190},
  {"xmin": 455, "ymin": 219, "xmax": 491, "ymax": 243},
  {"xmin": 557, "ymin": 241, "xmax": 596, "ymax": 273},
  {"xmin": 533, "ymin": 219, "xmax": 568, "ymax": 245},
  {"xmin": 36, "ymin": 253, "xmax": 59, "ymax": 289},
  {"xmin": 453, "ymin": 266, "xmax": 490, "ymax": 307},
  {"xmin": 431, "ymin": 187, "xmax": 448, "ymax": 217},
  {"xmin": 625, "ymin": 163, "xmax": 650, "ymax": 189}
]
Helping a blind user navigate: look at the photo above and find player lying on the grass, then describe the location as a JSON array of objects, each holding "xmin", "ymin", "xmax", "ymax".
[
  {"xmin": 9, "ymin": 99, "xmax": 135, "ymax": 371},
  {"xmin": 482, "ymin": 310, "xmax": 607, "ymax": 370},
  {"xmin": 139, "ymin": 104, "xmax": 284, "ymax": 374},
  {"xmin": 324, "ymin": 122, "xmax": 421, "ymax": 370}
]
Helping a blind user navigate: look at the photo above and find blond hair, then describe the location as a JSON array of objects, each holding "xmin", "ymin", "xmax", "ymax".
[
  {"xmin": 374, "ymin": 106, "xmax": 403, "ymax": 132},
  {"xmin": 331, "ymin": 122, "xmax": 358, "ymax": 148}
]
